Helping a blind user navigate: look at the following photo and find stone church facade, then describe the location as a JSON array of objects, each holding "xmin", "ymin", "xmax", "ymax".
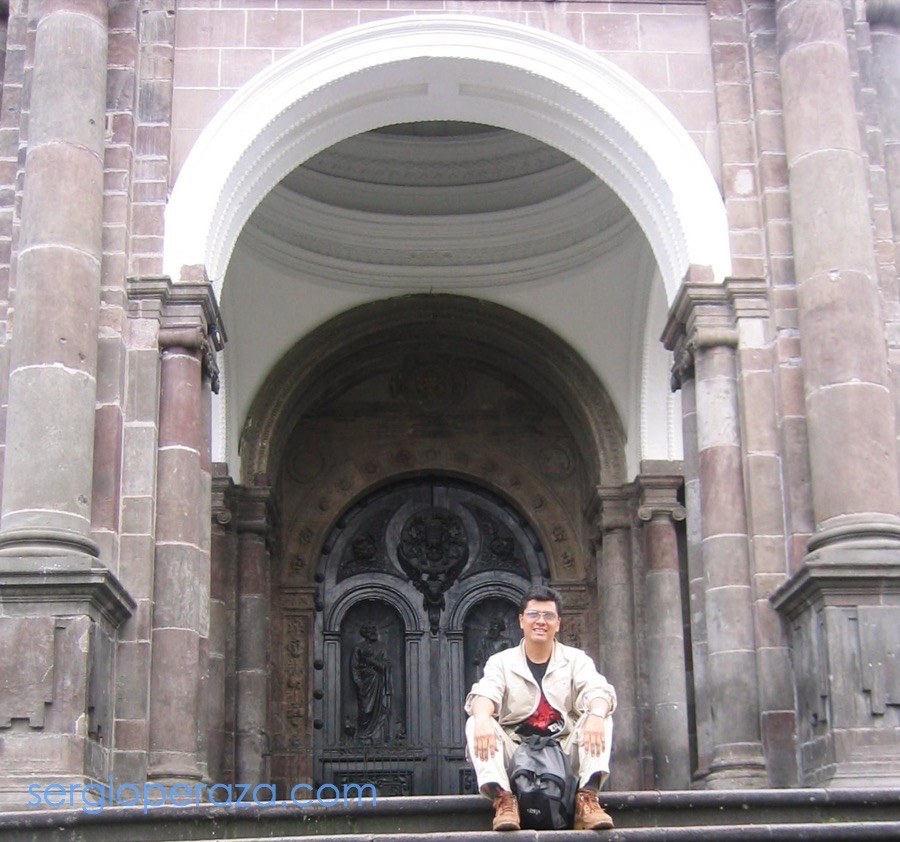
[{"xmin": 0, "ymin": 0, "xmax": 899, "ymax": 808}]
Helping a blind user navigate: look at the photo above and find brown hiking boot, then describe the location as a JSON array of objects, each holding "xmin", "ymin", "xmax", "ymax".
[
  {"xmin": 492, "ymin": 790, "xmax": 521, "ymax": 831},
  {"xmin": 574, "ymin": 788, "xmax": 614, "ymax": 830}
]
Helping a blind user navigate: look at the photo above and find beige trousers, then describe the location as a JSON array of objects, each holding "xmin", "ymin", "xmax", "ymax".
[{"xmin": 465, "ymin": 715, "xmax": 613, "ymax": 797}]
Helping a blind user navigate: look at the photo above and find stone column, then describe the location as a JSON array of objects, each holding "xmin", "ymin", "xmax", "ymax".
[
  {"xmin": 592, "ymin": 485, "xmax": 640, "ymax": 789},
  {"xmin": 637, "ymin": 469, "xmax": 692, "ymax": 790},
  {"xmin": 145, "ymin": 277, "xmax": 224, "ymax": 783},
  {"xmin": 0, "ymin": 0, "xmax": 107, "ymax": 557},
  {"xmin": 0, "ymin": 0, "xmax": 137, "ymax": 806},
  {"xmin": 664, "ymin": 276, "xmax": 767, "ymax": 788},
  {"xmin": 234, "ymin": 482, "xmax": 276, "ymax": 786},
  {"xmin": 776, "ymin": 0, "xmax": 900, "ymax": 551},
  {"xmin": 771, "ymin": 0, "xmax": 900, "ymax": 787}
]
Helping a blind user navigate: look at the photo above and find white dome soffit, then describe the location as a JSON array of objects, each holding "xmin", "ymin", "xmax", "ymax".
[
  {"xmin": 164, "ymin": 15, "xmax": 731, "ymax": 300},
  {"xmin": 242, "ymin": 176, "xmax": 636, "ymax": 287}
]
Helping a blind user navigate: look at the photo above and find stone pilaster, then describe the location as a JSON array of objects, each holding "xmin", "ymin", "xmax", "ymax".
[
  {"xmin": 234, "ymin": 481, "xmax": 277, "ymax": 786},
  {"xmin": 129, "ymin": 276, "xmax": 224, "ymax": 784},
  {"xmin": 636, "ymin": 468, "xmax": 691, "ymax": 789},
  {"xmin": 591, "ymin": 485, "xmax": 640, "ymax": 789},
  {"xmin": 209, "ymin": 468, "xmax": 237, "ymax": 785},
  {"xmin": 148, "ymin": 328, "xmax": 206, "ymax": 780},
  {"xmin": 726, "ymin": 279, "xmax": 798, "ymax": 786},
  {"xmin": 0, "ymin": 0, "xmax": 107, "ymax": 558},
  {"xmin": 664, "ymin": 272, "xmax": 767, "ymax": 788},
  {"xmin": 771, "ymin": 0, "xmax": 900, "ymax": 786},
  {"xmin": 670, "ymin": 341, "xmax": 714, "ymax": 781},
  {"xmin": 867, "ymin": 3, "xmax": 900, "ymax": 280}
]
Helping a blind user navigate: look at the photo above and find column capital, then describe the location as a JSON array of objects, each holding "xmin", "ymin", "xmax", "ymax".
[
  {"xmin": 668, "ymin": 335, "xmax": 695, "ymax": 391},
  {"xmin": 663, "ymin": 269, "xmax": 745, "ymax": 390},
  {"xmin": 212, "ymin": 466, "xmax": 236, "ymax": 530},
  {"xmin": 590, "ymin": 483, "xmax": 637, "ymax": 538},
  {"xmin": 662, "ymin": 270, "xmax": 738, "ymax": 354},
  {"xmin": 127, "ymin": 274, "xmax": 227, "ymax": 351},
  {"xmin": 636, "ymin": 468, "xmax": 686, "ymax": 523},
  {"xmin": 234, "ymin": 481, "xmax": 280, "ymax": 548},
  {"xmin": 129, "ymin": 274, "xmax": 226, "ymax": 392}
]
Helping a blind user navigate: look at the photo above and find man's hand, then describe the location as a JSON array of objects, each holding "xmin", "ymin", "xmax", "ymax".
[
  {"xmin": 581, "ymin": 713, "xmax": 607, "ymax": 756},
  {"xmin": 473, "ymin": 716, "xmax": 499, "ymax": 760},
  {"xmin": 470, "ymin": 696, "xmax": 498, "ymax": 760}
]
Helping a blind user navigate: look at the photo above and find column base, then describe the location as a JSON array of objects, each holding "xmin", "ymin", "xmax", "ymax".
[
  {"xmin": 772, "ymin": 544, "xmax": 900, "ymax": 789},
  {"xmin": 0, "ymin": 605, "xmax": 129, "ymax": 812},
  {"xmin": 0, "ymin": 527, "xmax": 99, "ymax": 559},
  {"xmin": 806, "ymin": 514, "xmax": 900, "ymax": 553},
  {"xmin": 146, "ymin": 764, "xmax": 206, "ymax": 785},
  {"xmin": 704, "ymin": 747, "xmax": 769, "ymax": 789}
]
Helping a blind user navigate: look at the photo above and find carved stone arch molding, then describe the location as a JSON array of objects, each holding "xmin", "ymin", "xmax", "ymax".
[{"xmin": 242, "ymin": 294, "xmax": 626, "ymax": 485}]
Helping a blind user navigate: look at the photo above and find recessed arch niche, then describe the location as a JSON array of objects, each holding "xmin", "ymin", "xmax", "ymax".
[{"xmin": 257, "ymin": 294, "xmax": 624, "ymax": 794}]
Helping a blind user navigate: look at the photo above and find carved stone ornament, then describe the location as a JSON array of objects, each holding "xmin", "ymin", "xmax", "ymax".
[
  {"xmin": 337, "ymin": 512, "xmax": 393, "ymax": 581},
  {"xmin": 464, "ymin": 506, "xmax": 529, "ymax": 578},
  {"xmin": 396, "ymin": 507, "xmax": 469, "ymax": 633}
]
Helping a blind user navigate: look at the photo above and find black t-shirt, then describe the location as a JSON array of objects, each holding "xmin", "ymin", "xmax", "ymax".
[{"xmin": 517, "ymin": 657, "xmax": 563, "ymax": 736}]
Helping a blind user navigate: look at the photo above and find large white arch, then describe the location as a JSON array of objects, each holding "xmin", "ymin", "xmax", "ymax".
[{"xmin": 164, "ymin": 14, "xmax": 731, "ymax": 301}]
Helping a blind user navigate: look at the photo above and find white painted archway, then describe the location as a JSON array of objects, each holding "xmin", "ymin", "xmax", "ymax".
[
  {"xmin": 165, "ymin": 14, "xmax": 730, "ymax": 297},
  {"xmin": 164, "ymin": 15, "xmax": 731, "ymax": 472}
]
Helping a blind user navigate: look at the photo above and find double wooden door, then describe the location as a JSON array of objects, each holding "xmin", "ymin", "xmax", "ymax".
[{"xmin": 313, "ymin": 478, "xmax": 548, "ymax": 794}]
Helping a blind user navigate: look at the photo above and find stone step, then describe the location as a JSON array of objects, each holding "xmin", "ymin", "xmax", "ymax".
[
  {"xmin": 182, "ymin": 828, "xmax": 900, "ymax": 842},
  {"xmin": 1, "ymin": 790, "xmax": 899, "ymax": 842}
]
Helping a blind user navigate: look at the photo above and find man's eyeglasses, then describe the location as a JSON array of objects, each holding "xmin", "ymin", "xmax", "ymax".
[{"xmin": 523, "ymin": 610, "xmax": 559, "ymax": 622}]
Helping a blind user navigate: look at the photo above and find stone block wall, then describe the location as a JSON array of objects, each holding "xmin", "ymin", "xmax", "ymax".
[{"xmin": 169, "ymin": 1, "xmax": 718, "ymax": 183}]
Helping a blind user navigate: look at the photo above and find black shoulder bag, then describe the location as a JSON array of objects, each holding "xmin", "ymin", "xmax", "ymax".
[{"xmin": 509, "ymin": 735, "xmax": 578, "ymax": 830}]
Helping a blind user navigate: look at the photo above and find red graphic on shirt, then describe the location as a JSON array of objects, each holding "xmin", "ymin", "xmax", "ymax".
[{"xmin": 523, "ymin": 694, "xmax": 563, "ymax": 734}]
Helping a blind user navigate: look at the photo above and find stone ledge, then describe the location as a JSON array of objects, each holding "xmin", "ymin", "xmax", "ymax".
[
  {"xmin": 770, "ymin": 551, "xmax": 900, "ymax": 620},
  {"xmin": 0, "ymin": 566, "xmax": 135, "ymax": 628}
]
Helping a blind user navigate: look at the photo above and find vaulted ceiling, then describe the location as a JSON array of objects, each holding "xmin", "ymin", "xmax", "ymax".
[{"xmin": 243, "ymin": 122, "xmax": 633, "ymax": 287}]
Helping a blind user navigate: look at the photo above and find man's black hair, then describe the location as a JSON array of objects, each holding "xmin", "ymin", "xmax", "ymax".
[{"xmin": 519, "ymin": 585, "xmax": 563, "ymax": 616}]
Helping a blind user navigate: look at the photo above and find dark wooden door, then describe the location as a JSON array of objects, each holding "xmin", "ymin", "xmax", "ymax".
[{"xmin": 313, "ymin": 478, "xmax": 548, "ymax": 794}]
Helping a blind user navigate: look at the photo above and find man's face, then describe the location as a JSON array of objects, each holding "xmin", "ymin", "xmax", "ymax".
[{"xmin": 519, "ymin": 599, "xmax": 561, "ymax": 645}]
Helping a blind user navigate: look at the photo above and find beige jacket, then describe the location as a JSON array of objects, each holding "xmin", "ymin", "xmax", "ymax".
[{"xmin": 464, "ymin": 640, "xmax": 617, "ymax": 738}]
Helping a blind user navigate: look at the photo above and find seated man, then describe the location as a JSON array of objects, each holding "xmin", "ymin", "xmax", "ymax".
[{"xmin": 465, "ymin": 585, "xmax": 616, "ymax": 831}]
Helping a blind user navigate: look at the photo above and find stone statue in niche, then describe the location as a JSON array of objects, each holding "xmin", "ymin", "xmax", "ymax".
[
  {"xmin": 350, "ymin": 623, "xmax": 393, "ymax": 742},
  {"xmin": 474, "ymin": 616, "xmax": 515, "ymax": 675},
  {"xmin": 464, "ymin": 599, "xmax": 522, "ymax": 689}
]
